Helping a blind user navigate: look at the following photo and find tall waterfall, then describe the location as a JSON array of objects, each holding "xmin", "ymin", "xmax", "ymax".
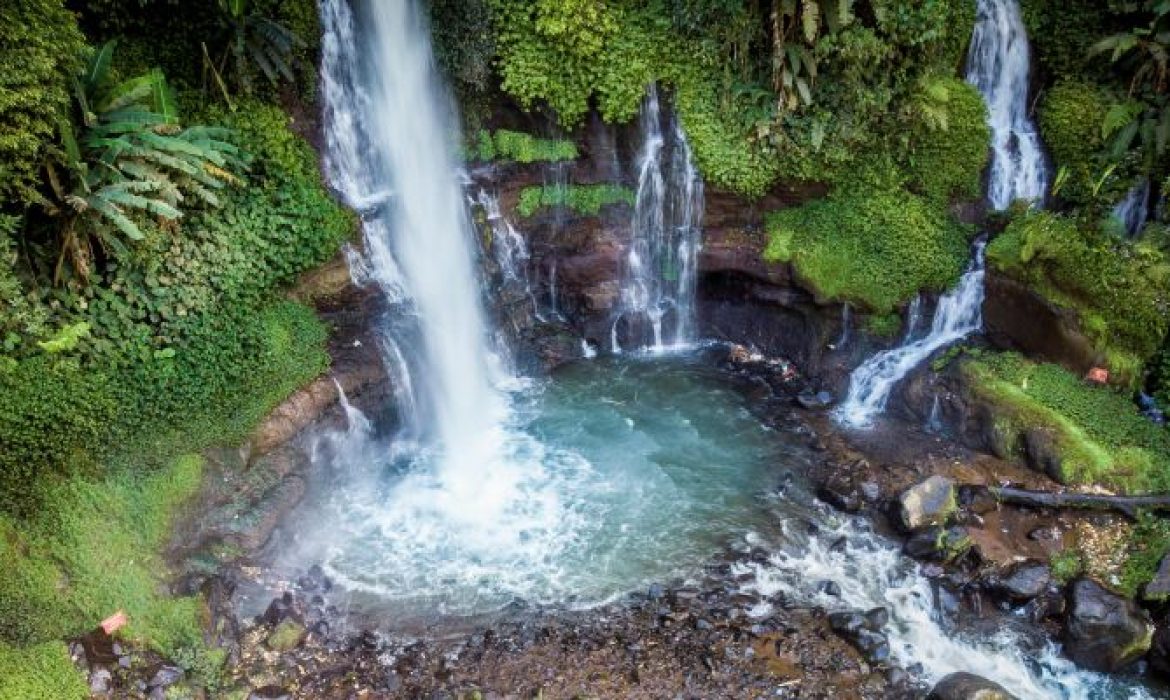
[
  {"xmin": 612, "ymin": 85, "xmax": 704, "ymax": 353},
  {"xmin": 320, "ymin": 0, "xmax": 504, "ymax": 469},
  {"xmin": 836, "ymin": 0, "xmax": 1047, "ymax": 428},
  {"xmin": 967, "ymin": 0, "xmax": 1049, "ymax": 210}
]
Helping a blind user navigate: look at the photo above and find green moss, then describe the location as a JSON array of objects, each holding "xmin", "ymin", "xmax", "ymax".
[
  {"xmin": 516, "ymin": 184, "xmax": 635, "ymax": 218},
  {"xmin": 469, "ymin": 129, "xmax": 577, "ymax": 163},
  {"xmin": 265, "ymin": 621, "xmax": 306, "ymax": 652},
  {"xmin": 0, "ymin": 640, "xmax": 87, "ymax": 700},
  {"xmin": 962, "ymin": 352, "xmax": 1170, "ymax": 491},
  {"xmin": 763, "ymin": 183, "xmax": 969, "ymax": 312},
  {"xmin": 987, "ymin": 211, "xmax": 1170, "ymax": 381},
  {"xmin": 903, "ymin": 78, "xmax": 991, "ymax": 203},
  {"xmin": 1050, "ymin": 548, "xmax": 1085, "ymax": 584},
  {"xmin": 0, "ymin": 455, "xmax": 203, "ymax": 652},
  {"xmin": 1039, "ymin": 81, "xmax": 1109, "ymax": 205},
  {"xmin": 864, "ymin": 312, "xmax": 903, "ymax": 339},
  {"xmin": 1121, "ymin": 513, "xmax": 1170, "ymax": 598}
]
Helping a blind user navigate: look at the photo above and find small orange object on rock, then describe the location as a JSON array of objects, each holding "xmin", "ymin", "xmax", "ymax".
[
  {"xmin": 1086, "ymin": 367, "xmax": 1109, "ymax": 385},
  {"xmin": 100, "ymin": 610, "xmax": 128, "ymax": 635}
]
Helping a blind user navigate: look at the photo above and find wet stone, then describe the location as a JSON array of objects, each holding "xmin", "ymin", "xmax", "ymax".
[
  {"xmin": 148, "ymin": 665, "xmax": 183, "ymax": 688},
  {"xmin": 987, "ymin": 562, "xmax": 1051, "ymax": 603},
  {"xmin": 928, "ymin": 671, "xmax": 1018, "ymax": 700}
]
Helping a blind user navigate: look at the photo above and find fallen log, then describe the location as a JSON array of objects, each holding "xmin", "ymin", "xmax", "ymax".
[{"xmin": 975, "ymin": 486, "xmax": 1170, "ymax": 521}]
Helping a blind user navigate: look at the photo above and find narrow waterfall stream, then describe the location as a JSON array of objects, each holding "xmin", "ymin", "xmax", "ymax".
[
  {"xmin": 612, "ymin": 85, "xmax": 704, "ymax": 354},
  {"xmin": 1114, "ymin": 178, "xmax": 1152, "ymax": 238},
  {"xmin": 836, "ymin": 0, "xmax": 1049, "ymax": 428}
]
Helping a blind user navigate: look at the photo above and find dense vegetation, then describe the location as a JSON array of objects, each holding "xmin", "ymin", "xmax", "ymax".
[{"xmin": 0, "ymin": 0, "xmax": 346, "ymax": 691}]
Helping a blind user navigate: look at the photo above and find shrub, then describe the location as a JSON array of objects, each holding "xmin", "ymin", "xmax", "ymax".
[
  {"xmin": 0, "ymin": 0, "xmax": 86, "ymax": 209},
  {"xmin": 516, "ymin": 184, "xmax": 635, "ymax": 217},
  {"xmin": 987, "ymin": 210, "xmax": 1170, "ymax": 377},
  {"xmin": 1039, "ymin": 81, "xmax": 1109, "ymax": 205},
  {"xmin": 468, "ymin": 129, "xmax": 577, "ymax": 163},
  {"xmin": 902, "ymin": 77, "xmax": 990, "ymax": 202},
  {"xmin": 764, "ymin": 182, "xmax": 970, "ymax": 312}
]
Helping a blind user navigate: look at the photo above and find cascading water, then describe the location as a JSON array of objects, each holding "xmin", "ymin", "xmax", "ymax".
[
  {"xmin": 612, "ymin": 85, "xmax": 704, "ymax": 353},
  {"xmin": 734, "ymin": 515, "xmax": 1154, "ymax": 700},
  {"xmin": 1114, "ymin": 178, "xmax": 1151, "ymax": 238},
  {"xmin": 835, "ymin": 242, "xmax": 987, "ymax": 428},
  {"xmin": 967, "ymin": 0, "xmax": 1049, "ymax": 210},
  {"xmin": 836, "ymin": 0, "xmax": 1049, "ymax": 428}
]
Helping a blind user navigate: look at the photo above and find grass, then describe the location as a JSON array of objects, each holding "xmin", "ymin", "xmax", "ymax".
[
  {"xmin": 0, "ymin": 455, "xmax": 205, "ymax": 651},
  {"xmin": 0, "ymin": 641, "xmax": 87, "ymax": 700},
  {"xmin": 961, "ymin": 352, "xmax": 1170, "ymax": 492},
  {"xmin": 763, "ymin": 183, "xmax": 969, "ymax": 313}
]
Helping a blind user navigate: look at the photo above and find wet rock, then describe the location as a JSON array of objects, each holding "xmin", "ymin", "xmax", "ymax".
[
  {"xmin": 797, "ymin": 390, "xmax": 834, "ymax": 410},
  {"xmin": 148, "ymin": 665, "xmax": 183, "ymax": 688},
  {"xmin": 297, "ymin": 564, "xmax": 332, "ymax": 593},
  {"xmin": 899, "ymin": 476, "xmax": 957, "ymax": 531},
  {"xmin": 89, "ymin": 667, "xmax": 112, "ymax": 696},
  {"xmin": 956, "ymin": 485, "xmax": 997, "ymax": 515},
  {"xmin": 260, "ymin": 592, "xmax": 302, "ymax": 626},
  {"xmin": 927, "ymin": 671, "xmax": 1017, "ymax": 699},
  {"xmin": 1142, "ymin": 553, "xmax": 1170, "ymax": 603},
  {"xmin": 1063, "ymin": 578, "xmax": 1154, "ymax": 672},
  {"xmin": 827, "ymin": 608, "xmax": 890, "ymax": 664},
  {"xmin": 986, "ymin": 562, "xmax": 1051, "ymax": 603},
  {"xmin": 904, "ymin": 526, "xmax": 972, "ymax": 563},
  {"xmin": 1026, "ymin": 525, "xmax": 1062, "ymax": 542},
  {"xmin": 266, "ymin": 621, "xmax": 307, "ymax": 652},
  {"xmin": 249, "ymin": 686, "xmax": 293, "ymax": 700},
  {"xmin": 1149, "ymin": 617, "xmax": 1170, "ymax": 679},
  {"xmin": 817, "ymin": 580, "xmax": 842, "ymax": 597},
  {"xmin": 817, "ymin": 472, "xmax": 863, "ymax": 513}
]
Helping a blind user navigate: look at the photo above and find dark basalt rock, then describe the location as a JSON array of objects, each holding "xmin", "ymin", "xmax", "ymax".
[
  {"xmin": 927, "ymin": 671, "xmax": 1018, "ymax": 700},
  {"xmin": 827, "ymin": 607, "xmax": 891, "ymax": 664},
  {"xmin": 986, "ymin": 561, "xmax": 1051, "ymax": 603},
  {"xmin": 904, "ymin": 526, "xmax": 972, "ymax": 563},
  {"xmin": 1063, "ymin": 578, "xmax": 1154, "ymax": 672},
  {"xmin": 1149, "ymin": 616, "xmax": 1170, "ymax": 679}
]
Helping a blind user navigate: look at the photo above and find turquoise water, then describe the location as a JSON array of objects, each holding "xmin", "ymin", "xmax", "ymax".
[{"xmin": 274, "ymin": 356, "xmax": 804, "ymax": 623}]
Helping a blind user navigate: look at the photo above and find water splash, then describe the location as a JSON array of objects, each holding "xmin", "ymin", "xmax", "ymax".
[
  {"xmin": 967, "ymin": 0, "xmax": 1049, "ymax": 210},
  {"xmin": 735, "ymin": 515, "xmax": 1153, "ymax": 700},
  {"xmin": 613, "ymin": 85, "xmax": 704, "ymax": 353},
  {"xmin": 835, "ymin": 243, "xmax": 986, "ymax": 428}
]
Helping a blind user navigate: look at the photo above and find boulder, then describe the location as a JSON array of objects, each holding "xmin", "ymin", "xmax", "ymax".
[
  {"xmin": 899, "ymin": 476, "xmax": 957, "ymax": 531},
  {"xmin": 827, "ymin": 607, "xmax": 891, "ymax": 664},
  {"xmin": 904, "ymin": 526, "xmax": 972, "ymax": 563},
  {"xmin": 927, "ymin": 672, "xmax": 1017, "ymax": 700},
  {"xmin": 1142, "ymin": 553, "xmax": 1170, "ymax": 603},
  {"xmin": 1063, "ymin": 578, "xmax": 1154, "ymax": 672},
  {"xmin": 986, "ymin": 562, "xmax": 1051, "ymax": 603}
]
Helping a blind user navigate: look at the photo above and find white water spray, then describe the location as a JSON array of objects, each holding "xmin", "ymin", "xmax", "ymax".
[
  {"xmin": 613, "ymin": 85, "xmax": 704, "ymax": 353},
  {"xmin": 737, "ymin": 516, "xmax": 1153, "ymax": 700}
]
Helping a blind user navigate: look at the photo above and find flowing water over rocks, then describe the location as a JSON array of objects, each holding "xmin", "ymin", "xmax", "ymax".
[{"xmin": 612, "ymin": 85, "xmax": 704, "ymax": 354}]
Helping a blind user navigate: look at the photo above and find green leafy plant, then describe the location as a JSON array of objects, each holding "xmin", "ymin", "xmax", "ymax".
[
  {"xmin": 42, "ymin": 42, "xmax": 245, "ymax": 284},
  {"xmin": 208, "ymin": 0, "xmax": 305, "ymax": 98},
  {"xmin": 516, "ymin": 184, "xmax": 635, "ymax": 217}
]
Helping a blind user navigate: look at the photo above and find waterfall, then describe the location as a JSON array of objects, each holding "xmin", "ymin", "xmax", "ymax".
[
  {"xmin": 612, "ymin": 85, "xmax": 704, "ymax": 353},
  {"xmin": 903, "ymin": 295, "xmax": 924, "ymax": 342},
  {"xmin": 967, "ymin": 0, "xmax": 1049, "ymax": 210},
  {"xmin": 926, "ymin": 393, "xmax": 943, "ymax": 433},
  {"xmin": 836, "ymin": 0, "xmax": 1046, "ymax": 428},
  {"xmin": 836, "ymin": 303, "xmax": 851, "ymax": 350},
  {"xmin": 1113, "ymin": 178, "xmax": 1151, "ymax": 238},
  {"xmin": 835, "ymin": 243, "xmax": 986, "ymax": 428},
  {"xmin": 320, "ymin": 0, "xmax": 505, "ymax": 473}
]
